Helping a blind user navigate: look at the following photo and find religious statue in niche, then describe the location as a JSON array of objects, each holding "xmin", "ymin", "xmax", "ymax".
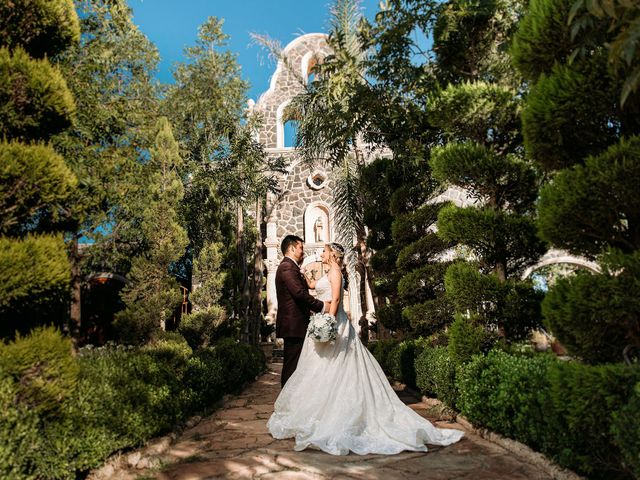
[{"xmin": 314, "ymin": 216, "xmax": 324, "ymax": 243}]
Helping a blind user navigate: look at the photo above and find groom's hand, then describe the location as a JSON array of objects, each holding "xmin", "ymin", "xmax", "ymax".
[{"xmin": 323, "ymin": 301, "xmax": 331, "ymax": 314}]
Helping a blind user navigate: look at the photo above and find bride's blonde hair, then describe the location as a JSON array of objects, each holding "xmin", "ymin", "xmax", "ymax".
[{"xmin": 326, "ymin": 243, "xmax": 349, "ymax": 290}]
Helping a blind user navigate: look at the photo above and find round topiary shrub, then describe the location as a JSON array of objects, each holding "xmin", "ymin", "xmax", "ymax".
[
  {"xmin": 178, "ymin": 306, "xmax": 228, "ymax": 349},
  {"xmin": 0, "ymin": 326, "xmax": 78, "ymax": 417},
  {"xmin": 447, "ymin": 313, "xmax": 496, "ymax": 366},
  {"xmin": 0, "ymin": 47, "xmax": 76, "ymax": 141},
  {"xmin": 0, "ymin": 140, "xmax": 77, "ymax": 235},
  {"xmin": 0, "ymin": 0, "xmax": 80, "ymax": 58},
  {"xmin": 0, "ymin": 234, "xmax": 72, "ymax": 335},
  {"xmin": 542, "ymin": 260, "xmax": 640, "ymax": 364}
]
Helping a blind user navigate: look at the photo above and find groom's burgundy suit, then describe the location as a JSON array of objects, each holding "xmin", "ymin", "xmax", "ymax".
[{"xmin": 276, "ymin": 256, "xmax": 324, "ymax": 387}]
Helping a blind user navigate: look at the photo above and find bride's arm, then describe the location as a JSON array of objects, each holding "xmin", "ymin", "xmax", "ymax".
[{"xmin": 328, "ymin": 268, "xmax": 342, "ymax": 317}]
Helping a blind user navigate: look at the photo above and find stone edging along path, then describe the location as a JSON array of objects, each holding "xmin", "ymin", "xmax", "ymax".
[
  {"xmin": 89, "ymin": 363, "xmax": 582, "ymax": 480},
  {"xmin": 413, "ymin": 395, "xmax": 582, "ymax": 480}
]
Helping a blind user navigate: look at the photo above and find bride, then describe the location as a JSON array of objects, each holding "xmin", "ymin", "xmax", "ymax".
[{"xmin": 267, "ymin": 242, "xmax": 464, "ymax": 455}]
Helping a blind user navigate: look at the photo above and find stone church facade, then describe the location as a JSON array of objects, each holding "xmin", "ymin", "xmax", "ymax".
[{"xmin": 249, "ymin": 34, "xmax": 368, "ymax": 330}]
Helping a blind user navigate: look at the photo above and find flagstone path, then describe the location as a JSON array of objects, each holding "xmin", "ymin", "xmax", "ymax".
[{"xmin": 93, "ymin": 363, "xmax": 576, "ymax": 480}]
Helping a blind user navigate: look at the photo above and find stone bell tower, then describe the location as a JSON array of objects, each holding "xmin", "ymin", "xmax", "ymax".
[{"xmin": 250, "ymin": 33, "xmax": 368, "ymax": 332}]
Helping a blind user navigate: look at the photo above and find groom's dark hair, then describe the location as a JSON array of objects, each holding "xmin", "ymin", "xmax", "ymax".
[{"xmin": 281, "ymin": 235, "xmax": 304, "ymax": 255}]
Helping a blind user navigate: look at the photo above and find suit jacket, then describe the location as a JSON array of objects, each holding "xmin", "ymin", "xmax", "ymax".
[{"xmin": 275, "ymin": 256, "xmax": 324, "ymax": 338}]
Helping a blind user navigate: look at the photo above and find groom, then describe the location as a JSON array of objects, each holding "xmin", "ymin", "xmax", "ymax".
[{"xmin": 276, "ymin": 235, "xmax": 329, "ymax": 387}]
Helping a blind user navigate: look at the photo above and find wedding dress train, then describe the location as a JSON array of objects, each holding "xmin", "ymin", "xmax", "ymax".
[{"xmin": 267, "ymin": 275, "xmax": 464, "ymax": 455}]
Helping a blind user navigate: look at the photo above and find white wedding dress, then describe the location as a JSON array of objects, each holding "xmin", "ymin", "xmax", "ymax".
[{"xmin": 267, "ymin": 274, "xmax": 464, "ymax": 455}]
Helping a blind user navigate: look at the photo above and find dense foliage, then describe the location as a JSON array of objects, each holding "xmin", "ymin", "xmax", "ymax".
[
  {"xmin": 0, "ymin": 327, "xmax": 265, "ymax": 480},
  {"xmin": 0, "ymin": 3, "xmax": 277, "ymax": 477},
  {"xmin": 372, "ymin": 339, "xmax": 640, "ymax": 479},
  {"xmin": 457, "ymin": 350, "xmax": 640, "ymax": 479},
  {"xmin": 362, "ymin": 157, "xmax": 454, "ymax": 336},
  {"xmin": 512, "ymin": 0, "xmax": 640, "ymax": 364},
  {"xmin": 113, "ymin": 118, "xmax": 188, "ymax": 344},
  {"xmin": 0, "ymin": 0, "xmax": 79, "ymax": 336},
  {"xmin": 2, "ymin": 0, "xmax": 639, "ymax": 478}
]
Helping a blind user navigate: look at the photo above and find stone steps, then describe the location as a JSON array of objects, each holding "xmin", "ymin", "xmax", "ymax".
[{"xmin": 271, "ymin": 348, "xmax": 283, "ymax": 363}]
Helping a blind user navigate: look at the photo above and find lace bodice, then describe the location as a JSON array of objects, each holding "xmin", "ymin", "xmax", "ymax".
[
  {"xmin": 314, "ymin": 275, "xmax": 334, "ymax": 302},
  {"xmin": 315, "ymin": 274, "xmax": 347, "ymax": 316}
]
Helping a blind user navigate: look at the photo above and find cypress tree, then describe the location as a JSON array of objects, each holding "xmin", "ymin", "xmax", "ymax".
[
  {"xmin": 512, "ymin": 0, "xmax": 640, "ymax": 363},
  {"xmin": 113, "ymin": 118, "xmax": 188, "ymax": 344},
  {"xmin": 0, "ymin": 0, "xmax": 79, "ymax": 336},
  {"xmin": 361, "ymin": 157, "xmax": 454, "ymax": 337},
  {"xmin": 428, "ymin": 82, "xmax": 546, "ymax": 346}
]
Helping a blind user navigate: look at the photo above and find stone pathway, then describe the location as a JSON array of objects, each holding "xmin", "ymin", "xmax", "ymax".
[{"xmin": 96, "ymin": 364, "xmax": 564, "ymax": 480}]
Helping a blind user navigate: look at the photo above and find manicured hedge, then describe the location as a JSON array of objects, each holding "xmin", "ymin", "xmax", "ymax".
[
  {"xmin": 456, "ymin": 349, "xmax": 556, "ymax": 450},
  {"xmin": 371, "ymin": 336, "xmax": 639, "ymax": 479},
  {"xmin": 456, "ymin": 350, "xmax": 640, "ymax": 479},
  {"xmin": 0, "ymin": 327, "xmax": 266, "ymax": 479},
  {"xmin": 414, "ymin": 345, "xmax": 457, "ymax": 408},
  {"xmin": 367, "ymin": 338, "xmax": 400, "ymax": 375},
  {"xmin": 388, "ymin": 338, "xmax": 429, "ymax": 389}
]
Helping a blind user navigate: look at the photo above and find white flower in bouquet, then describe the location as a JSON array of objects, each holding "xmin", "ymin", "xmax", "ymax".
[{"xmin": 307, "ymin": 312, "xmax": 337, "ymax": 342}]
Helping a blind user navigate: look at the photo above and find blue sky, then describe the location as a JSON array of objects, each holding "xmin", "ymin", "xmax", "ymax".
[{"xmin": 129, "ymin": 0, "xmax": 381, "ymax": 102}]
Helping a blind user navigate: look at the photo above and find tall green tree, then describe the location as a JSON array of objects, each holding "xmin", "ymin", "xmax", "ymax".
[
  {"xmin": 512, "ymin": 0, "xmax": 640, "ymax": 363},
  {"xmin": 178, "ymin": 242, "xmax": 230, "ymax": 348},
  {"xmin": 414, "ymin": 0, "xmax": 549, "ymax": 360},
  {"xmin": 53, "ymin": 0, "xmax": 161, "ymax": 336},
  {"xmin": 166, "ymin": 18, "xmax": 284, "ymax": 344},
  {"xmin": 0, "ymin": 0, "xmax": 79, "ymax": 337},
  {"xmin": 113, "ymin": 118, "xmax": 188, "ymax": 344},
  {"xmin": 164, "ymin": 17, "xmax": 247, "ymax": 325}
]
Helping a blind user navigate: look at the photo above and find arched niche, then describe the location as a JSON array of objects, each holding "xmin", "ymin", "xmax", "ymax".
[{"xmin": 304, "ymin": 202, "xmax": 331, "ymax": 247}]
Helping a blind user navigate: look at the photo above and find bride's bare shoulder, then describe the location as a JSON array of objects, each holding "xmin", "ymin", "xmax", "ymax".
[{"xmin": 328, "ymin": 267, "xmax": 342, "ymax": 283}]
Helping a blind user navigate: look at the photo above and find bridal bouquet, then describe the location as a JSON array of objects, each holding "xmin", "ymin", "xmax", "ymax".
[{"xmin": 307, "ymin": 312, "xmax": 337, "ymax": 343}]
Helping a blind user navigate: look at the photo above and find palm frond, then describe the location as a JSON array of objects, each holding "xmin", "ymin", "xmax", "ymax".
[
  {"xmin": 332, "ymin": 153, "xmax": 363, "ymax": 274},
  {"xmin": 249, "ymin": 32, "xmax": 304, "ymax": 86},
  {"xmin": 330, "ymin": 0, "xmax": 364, "ymax": 59}
]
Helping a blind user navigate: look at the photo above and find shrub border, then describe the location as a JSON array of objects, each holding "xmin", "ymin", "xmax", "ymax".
[{"xmin": 420, "ymin": 393, "xmax": 584, "ymax": 480}]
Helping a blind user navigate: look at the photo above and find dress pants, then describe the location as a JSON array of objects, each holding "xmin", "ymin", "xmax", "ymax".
[{"xmin": 281, "ymin": 337, "xmax": 305, "ymax": 387}]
